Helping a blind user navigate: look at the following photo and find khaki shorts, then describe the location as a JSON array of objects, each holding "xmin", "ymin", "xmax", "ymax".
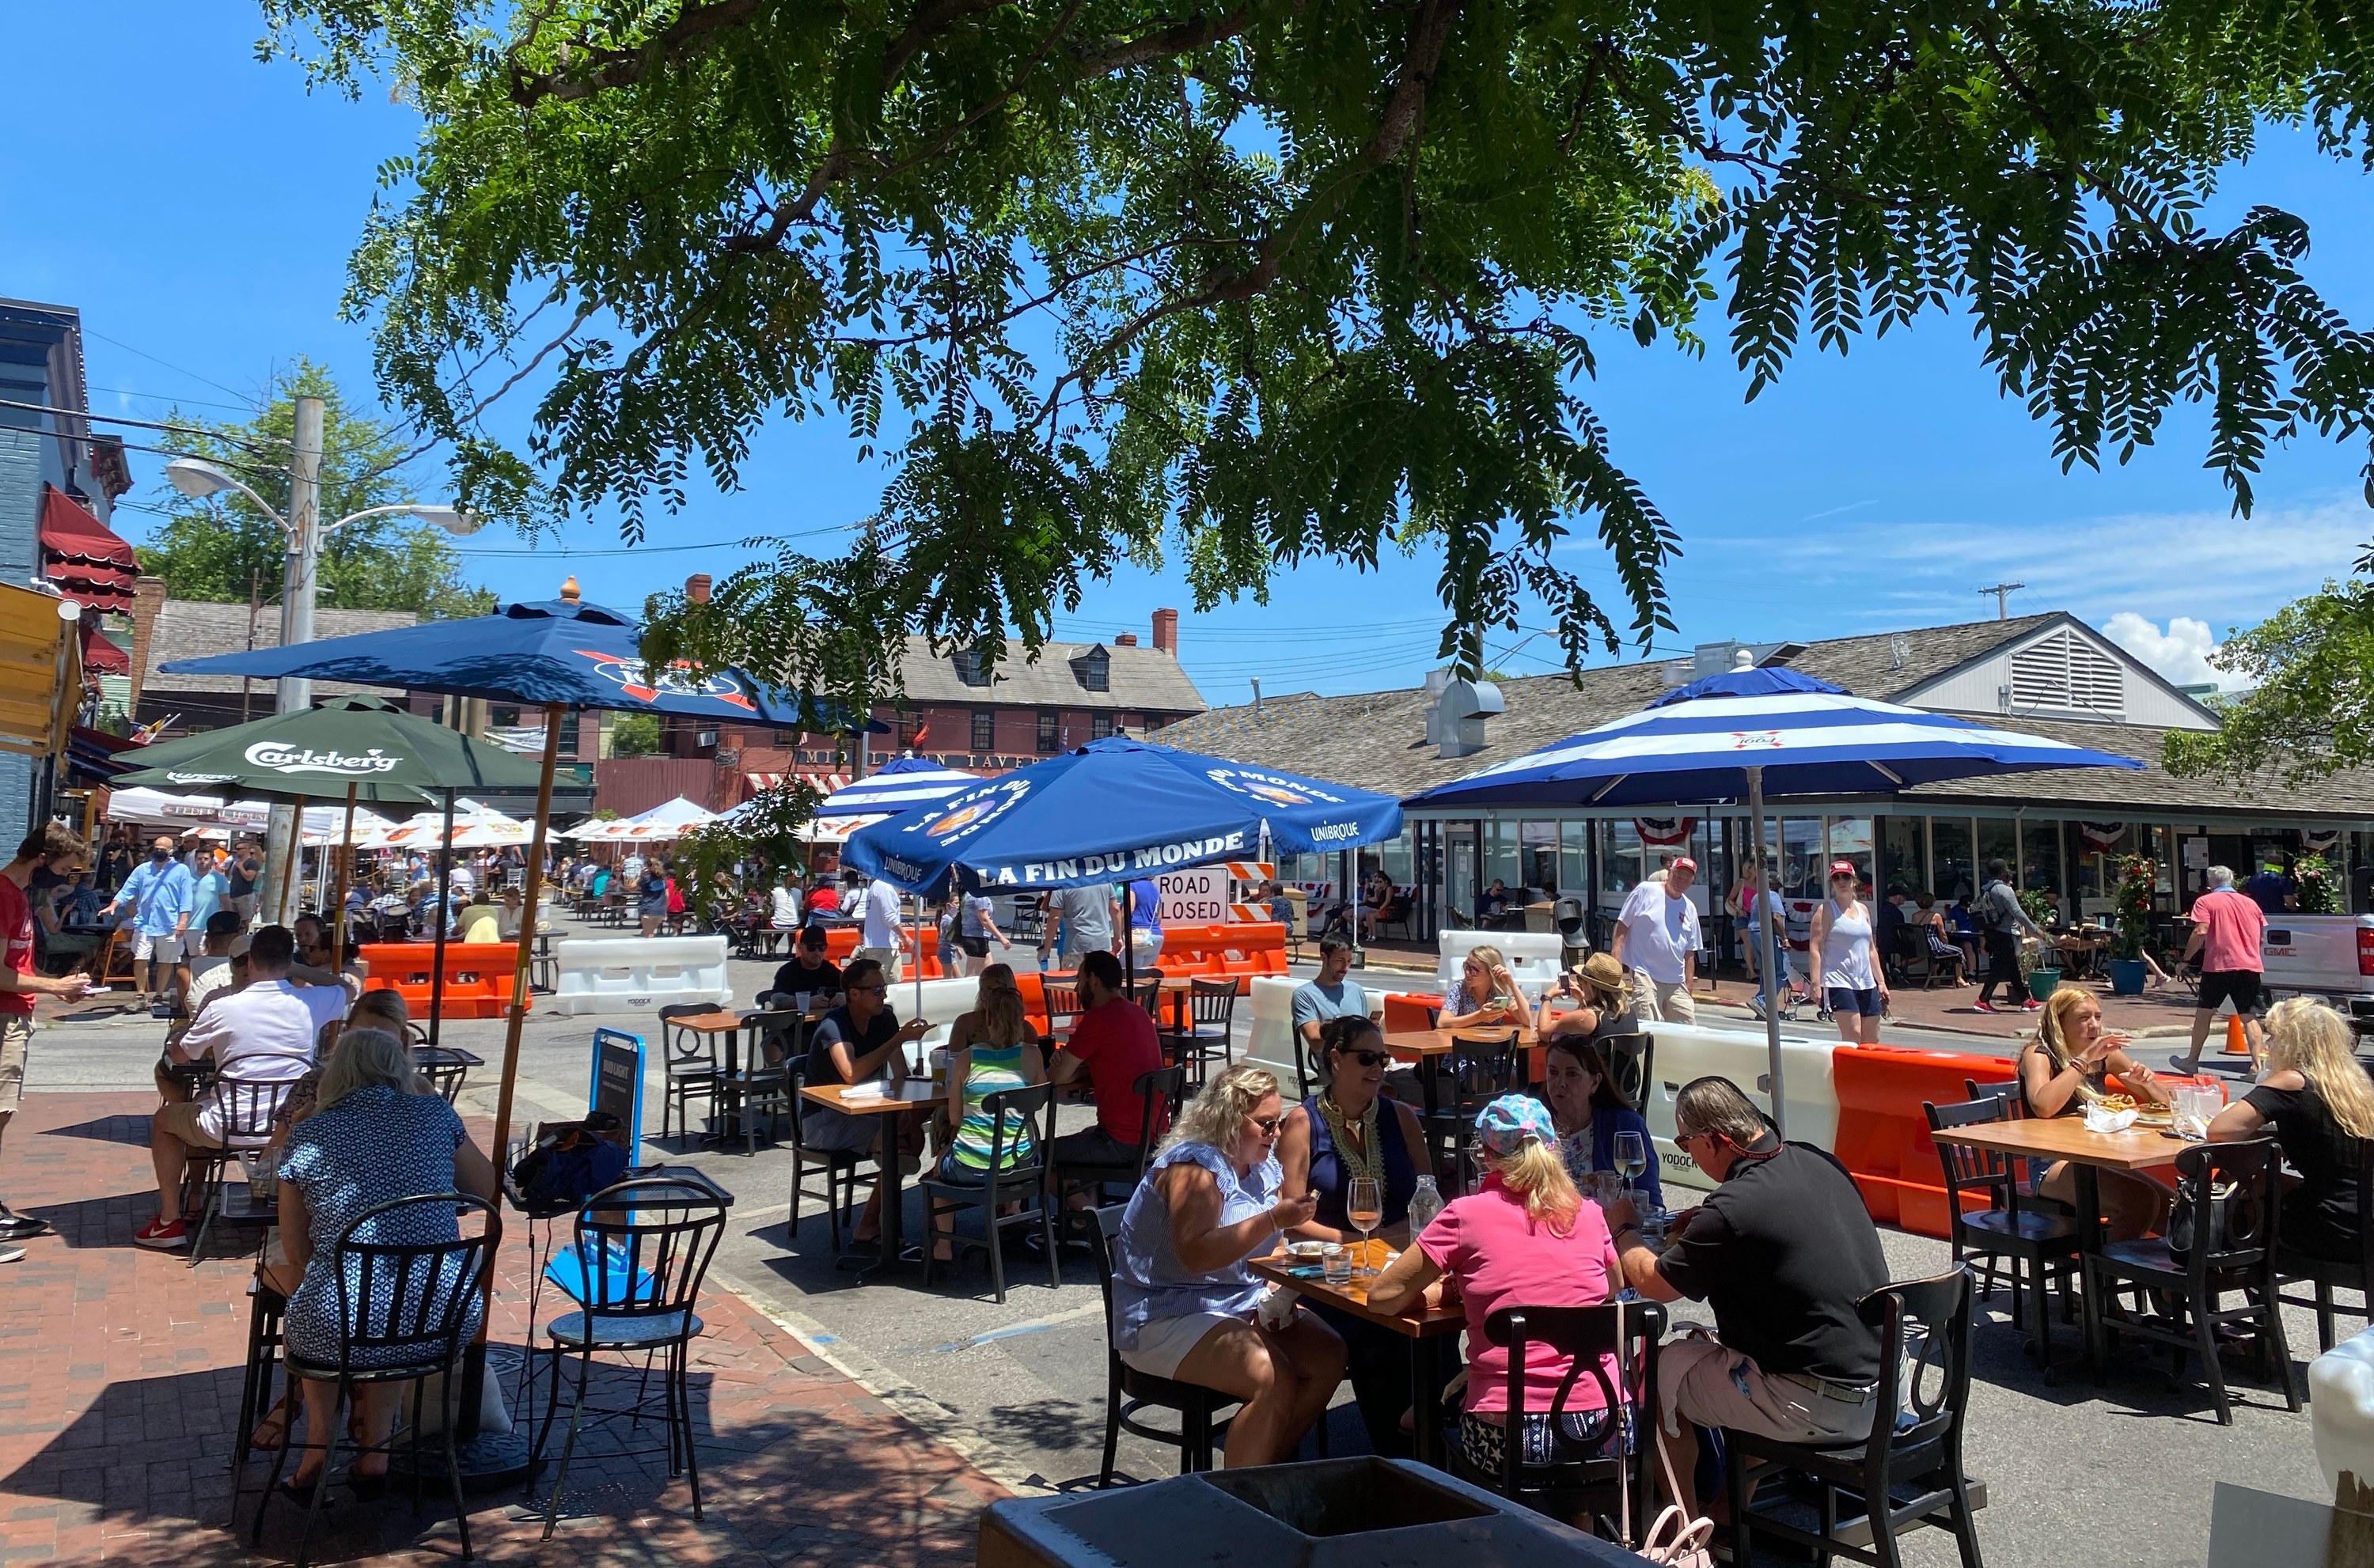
[
  {"xmin": 1657, "ymin": 1335, "xmax": 1874, "ymax": 1445},
  {"xmin": 153, "ymin": 1097, "xmax": 225, "ymax": 1151},
  {"xmin": 0, "ymin": 1015, "xmax": 28, "ymax": 1116},
  {"xmin": 1628, "ymin": 971, "xmax": 1697, "ymax": 1025},
  {"xmin": 134, "ymin": 930, "xmax": 185, "ymax": 965},
  {"xmin": 853, "ymin": 945, "xmax": 902, "ymax": 983}
]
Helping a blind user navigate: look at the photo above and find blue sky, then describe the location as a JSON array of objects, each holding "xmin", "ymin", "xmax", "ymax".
[{"xmin": 8, "ymin": 5, "xmax": 2373, "ymax": 706}]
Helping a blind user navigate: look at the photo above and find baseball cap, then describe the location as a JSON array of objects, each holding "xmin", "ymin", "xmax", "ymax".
[
  {"xmin": 1670, "ymin": 856, "xmax": 1698, "ymax": 873},
  {"xmin": 1474, "ymin": 1094, "xmax": 1558, "ymax": 1157},
  {"xmin": 1828, "ymin": 859, "xmax": 1858, "ymax": 879}
]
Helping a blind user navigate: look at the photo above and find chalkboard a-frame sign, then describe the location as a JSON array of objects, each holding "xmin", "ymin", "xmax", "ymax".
[{"xmin": 589, "ymin": 1028, "xmax": 647, "ymax": 1164}]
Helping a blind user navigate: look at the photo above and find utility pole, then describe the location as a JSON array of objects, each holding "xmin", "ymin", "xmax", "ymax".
[
  {"xmin": 261, "ymin": 395, "xmax": 326, "ymax": 926},
  {"xmin": 1978, "ymin": 581, "xmax": 2025, "ymax": 620}
]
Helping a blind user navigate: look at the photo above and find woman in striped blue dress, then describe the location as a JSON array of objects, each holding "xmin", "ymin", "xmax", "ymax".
[{"xmin": 931, "ymin": 966, "xmax": 1047, "ymax": 1260}]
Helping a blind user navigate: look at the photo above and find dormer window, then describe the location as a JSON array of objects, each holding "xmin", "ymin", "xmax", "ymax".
[
  {"xmin": 952, "ymin": 647, "xmax": 992, "ymax": 687},
  {"xmin": 1071, "ymin": 646, "xmax": 1111, "ymax": 692}
]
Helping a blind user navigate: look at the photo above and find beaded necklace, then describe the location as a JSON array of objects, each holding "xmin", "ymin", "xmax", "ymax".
[{"xmin": 1318, "ymin": 1092, "xmax": 1384, "ymax": 1187}]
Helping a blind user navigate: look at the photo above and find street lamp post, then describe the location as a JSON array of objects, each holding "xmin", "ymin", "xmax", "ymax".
[{"xmin": 166, "ymin": 396, "xmax": 479, "ymax": 921}]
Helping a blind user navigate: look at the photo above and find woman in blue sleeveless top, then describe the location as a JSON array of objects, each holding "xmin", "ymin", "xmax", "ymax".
[
  {"xmin": 1112, "ymin": 1064, "xmax": 1344, "ymax": 1468},
  {"xmin": 1277, "ymin": 1013, "xmax": 1431, "ymax": 1454}
]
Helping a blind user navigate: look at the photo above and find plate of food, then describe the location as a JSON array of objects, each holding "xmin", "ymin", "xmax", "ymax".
[{"xmin": 1285, "ymin": 1240, "xmax": 1327, "ymax": 1260}]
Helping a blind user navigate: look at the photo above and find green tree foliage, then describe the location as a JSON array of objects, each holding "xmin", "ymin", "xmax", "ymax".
[
  {"xmin": 139, "ymin": 360, "xmax": 496, "ymax": 619},
  {"xmin": 2164, "ymin": 579, "xmax": 2374, "ymax": 786},
  {"xmin": 261, "ymin": 0, "xmax": 2374, "ymax": 710},
  {"xmin": 609, "ymin": 713, "xmax": 664, "ymax": 756}
]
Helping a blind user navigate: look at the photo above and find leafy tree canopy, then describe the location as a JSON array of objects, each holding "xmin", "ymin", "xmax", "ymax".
[
  {"xmin": 262, "ymin": 0, "xmax": 2374, "ymax": 709},
  {"xmin": 2163, "ymin": 578, "xmax": 2374, "ymax": 786},
  {"xmin": 140, "ymin": 360, "xmax": 496, "ymax": 619}
]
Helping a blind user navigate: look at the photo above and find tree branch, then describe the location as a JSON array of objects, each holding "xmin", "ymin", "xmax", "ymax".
[
  {"xmin": 509, "ymin": 0, "xmax": 775, "ymax": 107},
  {"xmin": 1074, "ymin": 5, "xmax": 1261, "ymax": 77}
]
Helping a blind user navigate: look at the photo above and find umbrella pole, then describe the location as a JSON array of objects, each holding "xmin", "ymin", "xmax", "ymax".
[
  {"xmin": 430, "ymin": 787, "xmax": 455, "ymax": 1047},
  {"xmin": 1123, "ymin": 881, "xmax": 1136, "ymax": 991},
  {"xmin": 329, "ymin": 784, "xmax": 357, "ymax": 973},
  {"xmin": 1749, "ymin": 766, "xmax": 1787, "ymax": 1139}
]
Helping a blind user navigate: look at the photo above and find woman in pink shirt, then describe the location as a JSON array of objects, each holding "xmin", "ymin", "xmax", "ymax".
[{"xmin": 1368, "ymin": 1095, "xmax": 1632, "ymax": 1473}]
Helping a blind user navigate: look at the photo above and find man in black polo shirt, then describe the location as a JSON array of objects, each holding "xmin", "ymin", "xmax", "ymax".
[
  {"xmin": 1611, "ymin": 1075, "xmax": 1889, "ymax": 1515},
  {"xmin": 765, "ymin": 926, "xmax": 844, "ymax": 1010},
  {"xmin": 799, "ymin": 957, "xmax": 927, "ymax": 1245}
]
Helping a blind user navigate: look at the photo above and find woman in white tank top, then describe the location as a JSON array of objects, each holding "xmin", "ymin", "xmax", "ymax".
[{"xmin": 1807, "ymin": 860, "xmax": 1887, "ymax": 1043}]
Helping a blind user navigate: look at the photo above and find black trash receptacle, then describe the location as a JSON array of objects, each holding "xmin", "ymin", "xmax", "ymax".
[{"xmin": 977, "ymin": 1456, "xmax": 1646, "ymax": 1567}]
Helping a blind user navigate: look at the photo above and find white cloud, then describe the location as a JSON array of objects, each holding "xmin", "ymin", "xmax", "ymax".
[{"xmin": 2102, "ymin": 612, "xmax": 2225, "ymax": 688}]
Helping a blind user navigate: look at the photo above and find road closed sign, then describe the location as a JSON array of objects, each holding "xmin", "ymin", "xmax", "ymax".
[{"xmin": 1158, "ymin": 869, "xmax": 1228, "ymax": 926}]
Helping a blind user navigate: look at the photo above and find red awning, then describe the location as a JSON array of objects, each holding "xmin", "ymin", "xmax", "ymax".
[
  {"xmin": 39, "ymin": 484, "xmax": 140, "ymax": 611},
  {"xmin": 80, "ymin": 627, "xmax": 129, "ymax": 676}
]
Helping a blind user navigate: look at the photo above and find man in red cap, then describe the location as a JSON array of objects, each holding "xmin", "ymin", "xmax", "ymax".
[{"xmin": 1611, "ymin": 855, "xmax": 1701, "ymax": 1023}]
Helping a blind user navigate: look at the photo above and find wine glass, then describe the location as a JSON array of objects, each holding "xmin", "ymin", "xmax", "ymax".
[
  {"xmin": 1345, "ymin": 1177, "xmax": 1383, "ymax": 1278},
  {"xmin": 1614, "ymin": 1130, "xmax": 1648, "ymax": 1206}
]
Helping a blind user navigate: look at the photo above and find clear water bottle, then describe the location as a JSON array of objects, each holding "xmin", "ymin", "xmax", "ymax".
[{"xmin": 1406, "ymin": 1175, "xmax": 1445, "ymax": 1238}]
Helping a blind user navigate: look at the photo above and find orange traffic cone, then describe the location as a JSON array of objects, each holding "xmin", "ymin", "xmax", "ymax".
[{"xmin": 2221, "ymin": 1013, "xmax": 2251, "ymax": 1056}]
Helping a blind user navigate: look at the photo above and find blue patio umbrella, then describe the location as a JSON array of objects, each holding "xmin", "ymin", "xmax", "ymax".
[
  {"xmin": 1405, "ymin": 657, "xmax": 2144, "ymax": 1133},
  {"xmin": 843, "ymin": 736, "xmax": 1405, "ymax": 892}
]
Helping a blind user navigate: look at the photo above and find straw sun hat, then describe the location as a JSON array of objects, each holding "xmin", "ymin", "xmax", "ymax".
[{"xmin": 1570, "ymin": 952, "xmax": 1627, "ymax": 1002}]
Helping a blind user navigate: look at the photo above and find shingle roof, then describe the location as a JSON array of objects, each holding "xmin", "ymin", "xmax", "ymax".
[
  {"xmin": 1154, "ymin": 613, "xmax": 2374, "ymax": 820},
  {"xmin": 142, "ymin": 599, "xmax": 421, "ymax": 697},
  {"xmin": 893, "ymin": 635, "xmax": 1205, "ymax": 713}
]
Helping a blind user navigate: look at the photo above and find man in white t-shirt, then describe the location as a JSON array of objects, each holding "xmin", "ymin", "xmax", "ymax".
[
  {"xmin": 844, "ymin": 870, "xmax": 906, "ymax": 983},
  {"xmin": 1610, "ymin": 856, "xmax": 1701, "ymax": 1023},
  {"xmin": 136, "ymin": 924, "xmax": 321, "ymax": 1249}
]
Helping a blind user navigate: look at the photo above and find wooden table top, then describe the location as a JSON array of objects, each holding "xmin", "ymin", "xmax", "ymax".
[
  {"xmin": 1247, "ymin": 1239, "xmax": 1465, "ymax": 1337},
  {"xmin": 1381, "ymin": 1028, "xmax": 1540, "ymax": 1058},
  {"xmin": 797, "ymin": 1079, "xmax": 937, "ymax": 1115},
  {"xmin": 670, "ymin": 1009, "xmax": 747, "ymax": 1034},
  {"xmin": 1930, "ymin": 1115, "xmax": 2186, "ymax": 1172}
]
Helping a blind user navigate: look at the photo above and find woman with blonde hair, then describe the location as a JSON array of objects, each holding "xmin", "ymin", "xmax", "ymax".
[
  {"xmin": 262, "ymin": 1028, "xmax": 499, "ymax": 1497},
  {"xmin": 2019, "ymin": 987, "xmax": 2170, "ymax": 1239},
  {"xmin": 929, "ymin": 965, "xmax": 1046, "ymax": 1261},
  {"xmin": 1109, "ymin": 1063, "xmax": 1344, "ymax": 1467},
  {"xmin": 1441, "ymin": 944, "xmax": 1530, "ymax": 1031},
  {"xmin": 1369, "ymin": 1095, "xmax": 1630, "ymax": 1475},
  {"xmin": 2212, "ymin": 997, "xmax": 2374, "ymax": 1262}
]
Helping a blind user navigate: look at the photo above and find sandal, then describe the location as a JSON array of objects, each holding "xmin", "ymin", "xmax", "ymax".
[{"xmin": 248, "ymin": 1405, "xmax": 289, "ymax": 1452}]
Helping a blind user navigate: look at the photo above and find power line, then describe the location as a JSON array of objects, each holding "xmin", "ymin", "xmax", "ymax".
[{"xmin": 80, "ymin": 328, "xmax": 257, "ymax": 402}]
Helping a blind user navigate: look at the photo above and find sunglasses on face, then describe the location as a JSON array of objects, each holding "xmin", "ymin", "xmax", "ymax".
[
  {"xmin": 1248, "ymin": 1115, "xmax": 1284, "ymax": 1135},
  {"xmin": 1336, "ymin": 1049, "xmax": 1389, "ymax": 1068},
  {"xmin": 851, "ymin": 983, "xmax": 888, "ymax": 995}
]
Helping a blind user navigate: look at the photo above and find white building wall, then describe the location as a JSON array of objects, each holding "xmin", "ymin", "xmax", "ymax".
[{"xmin": 1900, "ymin": 623, "xmax": 2217, "ymax": 732}]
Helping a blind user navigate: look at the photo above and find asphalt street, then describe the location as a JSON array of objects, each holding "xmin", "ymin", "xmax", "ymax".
[{"xmin": 20, "ymin": 922, "xmax": 2330, "ymax": 1562}]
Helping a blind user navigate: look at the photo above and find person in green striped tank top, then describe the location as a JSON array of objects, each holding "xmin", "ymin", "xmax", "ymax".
[{"xmin": 931, "ymin": 967, "xmax": 1047, "ymax": 1260}]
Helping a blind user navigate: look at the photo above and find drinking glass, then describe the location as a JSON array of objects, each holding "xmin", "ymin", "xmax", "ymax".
[
  {"xmin": 1346, "ymin": 1177, "xmax": 1383, "ymax": 1278},
  {"xmin": 1614, "ymin": 1130, "xmax": 1648, "ymax": 1203}
]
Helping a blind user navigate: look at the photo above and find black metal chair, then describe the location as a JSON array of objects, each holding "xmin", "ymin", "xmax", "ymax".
[
  {"xmin": 721, "ymin": 1008, "xmax": 800, "ymax": 1154},
  {"xmin": 1090, "ymin": 1204, "xmax": 1234, "ymax": 1484},
  {"xmin": 920, "ymin": 1083, "xmax": 1060, "ymax": 1303},
  {"xmin": 1591, "ymin": 1032, "xmax": 1655, "ymax": 1111},
  {"xmin": 1726, "ymin": 1267, "xmax": 1985, "ymax": 1568},
  {"xmin": 1925, "ymin": 1096, "xmax": 2080, "ymax": 1374},
  {"xmin": 186, "ymin": 1074, "xmax": 298, "ymax": 1266},
  {"xmin": 418, "ymin": 1055, "xmax": 468, "ymax": 1105},
  {"xmin": 1127, "ymin": 969, "xmax": 1168, "ymax": 1025},
  {"xmin": 2088, "ymin": 1138, "xmax": 2299, "ymax": 1424},
  {"xmin": 1420, "ymin": 1032, "xmax": 1523, "ymax": 1189},
  {"xmin": 530, "ymin": 1176, "xmax": 728, "ymax": 1538},
  {"xmin": 1162, "ymin": 978, "xmax": 1239, "ymax": 1090},
  {"xmin": 2277, "ymin": 1134, "xmax": 2374, "ymax": 1353},
  {"xmin": 251, "ymin": 1192, "xmax": 499, "ymax": 1567},
  {"xmin": 235, "ymin": 1247, "xmax": 290, "ymax": 1471},
  {"xmin": 1054, "ymin": 1066, "xmax": 1183, "ymax": 1240},
  {"xmin": 1453, "ymin": 1301, "xmax": 1663, "ymax": 1536},
  {"xmin": 787, "ymin": 1057, "xmax": 878, "ymax": 1249},
  {"xmin": 654, "ymin": 1003, "xmax": 724, "ymax": 1146}
]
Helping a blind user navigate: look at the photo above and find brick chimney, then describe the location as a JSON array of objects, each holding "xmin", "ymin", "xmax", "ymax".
[
  {"xmin": 1113, "ymin": 632, "xmax": 1139, "ymax": 646},
  {"xmin": 1151, "ymin": 608, "xmax": 1178, "ymax": 657},
  {"xmin": 685, "ymin": 573, "xmax": 713, "ymax": 604},
  {"xmin": 127, "ymin": 578, "xmax": 168, "ymax": 706}
]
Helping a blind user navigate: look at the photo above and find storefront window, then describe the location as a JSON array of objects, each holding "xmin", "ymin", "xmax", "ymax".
[
  {"xmin": 1488, "ymin": 820, "xmax": 1522, "ymax": 892},
  {"xmin": 1931, "ymin": 817, "xmax": 1974, "ymax": 903},
  {"xmin": 2021, "ymin": 819, "xmax": 2062, "ymax": 910},
  {"xmin": 1826, "ymin": 817, "xmax": 1875, "ymax": 895},
  {"xmin": 1519, "ymin": 820, "xmax": 1560, "ymax": 896},
  {"xmin": 1881, "ymin": 816, "xmax": 1923, "ymax": 896},
  {"xmin": 1606, "ymin": 820, "xmax": 1644, "ymax": 895},
  {"xmin": 1561, "ymin": 820, "xmax": 1589, "ymax": 897},
  {"xmin": 1780, "ymin": 818, "xmax": 1822, "ymax": 898},
  {"xmin": 1977, "ymin": 819, "xmax": 2018, "ymax": 896},
  {"xmin": 2069, "ymin": 822, "xmax": 2134, "ymax": 917},
  {"xmin": 1375, "ymin": 829, "xmax": 1413, "ymax": 886}
]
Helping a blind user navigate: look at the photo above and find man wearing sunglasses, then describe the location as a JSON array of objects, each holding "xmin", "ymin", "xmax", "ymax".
[
  {"xmin": 800, "ymin": 956, "xmax": 930, "ymax": 1244},
  {"xmin": 1605, "ymin": 1075, "xmax": 1888, "ymax": 1518}
]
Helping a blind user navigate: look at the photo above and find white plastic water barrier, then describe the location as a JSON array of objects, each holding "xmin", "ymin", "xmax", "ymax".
[
  {"xmin": 1246, "ymin": 975, "xmax": 1302, "ymax": 1084},
  {"xmin": 1639, "ymin": 1018, "xmax": 1840, "ymax": 1195},
  {"xmin": 548, "ymin": 935, "xmax": 732, "ymax": 1016},
  {"xmin": 2312, "ymin": 1327, "xmax": 2374, "ymax": 1498},
  {"xmin": 1435, "ymin": 930, "xmax": 1565, "ymax": 997}
]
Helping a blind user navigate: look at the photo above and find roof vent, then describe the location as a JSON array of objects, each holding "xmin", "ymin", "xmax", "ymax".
[
  {"xmin": 1888, "ymin": 633, "xmax": 1909, "ymax": 671},
  {"xmin": 1427, "ymin": 676, "xmax": 1504, "ymax": 759}
]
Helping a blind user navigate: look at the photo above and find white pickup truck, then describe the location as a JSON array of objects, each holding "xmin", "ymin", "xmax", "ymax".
[{"xmin": 2259, "ymin": 914, "xmax": 2374, "ymax": 1006}]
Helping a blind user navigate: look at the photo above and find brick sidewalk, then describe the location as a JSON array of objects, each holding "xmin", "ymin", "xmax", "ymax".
[{"xmin": 0, "ymin": 1092, "xmax": 1003, "ymax": 1565}]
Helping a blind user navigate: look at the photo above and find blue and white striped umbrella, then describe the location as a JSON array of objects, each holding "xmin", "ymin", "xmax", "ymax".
[
  {"xmin": 1406, "ymin": 665, "xmax": 2142, "ymax": 810},
  {"xmin": 813, "ymin": 756, "xmax": 980, "ymax": 820}
]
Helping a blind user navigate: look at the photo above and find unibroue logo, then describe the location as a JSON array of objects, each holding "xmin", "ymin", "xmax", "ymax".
[
  {"xmin": 913, "ymin": 778, "xmax": 1030, "ymax": 845},
  {"xmin": 245, "ymin": 742, "xmax": 402, "ymax": 776},
  {"xmin": 570, "ymin": 649, "xmax": 757, "ymax": 710},
  {"xmin": 1203, "ymin": 766, "xmax": 1341, "ymax": 809}
]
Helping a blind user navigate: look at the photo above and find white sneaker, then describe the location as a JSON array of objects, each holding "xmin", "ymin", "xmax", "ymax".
[{"xmin": 0, "ymin": 1246, "xmax": 23, "ymax": 1265}]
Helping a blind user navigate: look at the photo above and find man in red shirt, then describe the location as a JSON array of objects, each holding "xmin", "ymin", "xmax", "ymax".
[
  {"xmin": 2171, "ymin": 864, "xmax": 2268, "ymax": 1074},
  {"xmin": 1048, "ymin": 949, "xmax": 1169, "ymax": 1175},
  {"xmin": 1, "ymin": 824, "xmax": 93, "ymax": 1257}
]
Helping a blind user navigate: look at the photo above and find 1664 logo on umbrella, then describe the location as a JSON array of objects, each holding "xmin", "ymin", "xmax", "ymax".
[
  {"xmin": 245, "ymin": 742, "xmax": 402, "ymax": 777},
  {"xmin": 571, "ymin": 649, "xmax": 757, "ymax": 710},
  {"xmin": 1729, "ymin": 730, "xmax": 1785, "ymax": 751},
  {"xmin": 910, "ymin": 778, "xmax": 1032, "ymax": 846}
]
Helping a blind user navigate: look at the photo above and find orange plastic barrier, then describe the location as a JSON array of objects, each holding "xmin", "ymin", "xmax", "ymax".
[
  {"xmin": 356, "ymin": 941, "xmax": 521, "ymax": 1021},
  {"xmin": 823, "ymin": 926, "xmax": 861, "ymax": 962},
  {"xmin": 895, "ymin": 928, "xmax": 947, "ymax": 979},
  {"xmin": 1832, "ymin": 1044, "xmax": 2018, "ymax": 1238},
  {"xmin": 1156, "ymin": 922, "xmax": 1289, "ymax": 992},
  {"xmin": 1382, "ymin": 993, "xmax": 1444, "ymax": 1034}
]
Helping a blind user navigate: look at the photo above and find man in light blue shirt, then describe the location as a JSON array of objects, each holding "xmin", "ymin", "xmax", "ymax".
[
  {"xmin": 104, "ymin": 835, "xmax": 196, "ymax": 1013},
  {"xmin": 1291, "ymin": 938, "xmax": 1372, "ymax": 1080},
  {"xmin": 188, "ymin": 848, "xmax": 229, "ymax": 934}
]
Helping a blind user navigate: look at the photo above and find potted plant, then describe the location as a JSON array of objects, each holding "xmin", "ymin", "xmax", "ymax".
[
  {"xmin": 2012, "ymin": 888, "xmax": 2065, "ymax": 997},
  {"xmin": 2106, "ymin": 854, "xmax": 2155, "ymax": 996},
  {"xmin": 2296, "ymin": 851, "xmax": 2342, "ymax": 915}
]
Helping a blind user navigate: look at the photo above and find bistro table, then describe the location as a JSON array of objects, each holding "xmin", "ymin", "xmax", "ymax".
[
  {"xmin": 1381, "ymin": 1028, "xmax": 1547, "ymax": 1115},
  {"xmin": 673, "ymin": 1006, "xmax": 826, "ymax": 1150},
  {"xmin": 1247, "ymin": 1237, "xmax": 1466, "ymax": 1464},
  {"xmin": 1928, "ymin": 1114, "xmax": 2184, "ymax": 1375},
  {"xmin": 797, "ymin": 1078, "xmax": 937, "ymax": 1272}
]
